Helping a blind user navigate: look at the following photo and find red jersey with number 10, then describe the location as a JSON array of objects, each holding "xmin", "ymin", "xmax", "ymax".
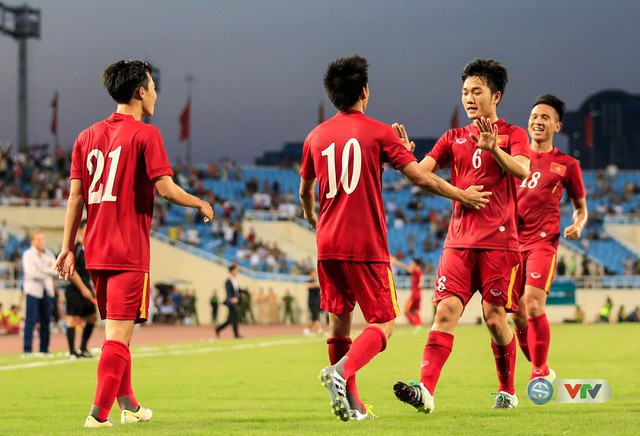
[
  {"xmin": 300, "ymin": 110, "xmax": 417, "ymax": 262},
  {"xmin": 70, "ymin": 113, "xmax": 173, "ymax": 272},
  {"xmin": 427, "ymin": 119, "xmax": 530, "ymax": 251},
  {"xmin": 517, "ymin": 147, "xmax": 586, "ymax": 250}
]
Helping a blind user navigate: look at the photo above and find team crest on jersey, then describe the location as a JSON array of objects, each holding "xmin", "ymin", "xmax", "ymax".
[
  {"xmin": 496, "ymin": 135, "xmax": 509, "ymax": 148},
  {"xmin": 455, "ymin": 138, "xmax": 467, "ymax": 144},
  {"xmin": 550, "ymin": 162, "xmax": 567, "ymax": 176}
]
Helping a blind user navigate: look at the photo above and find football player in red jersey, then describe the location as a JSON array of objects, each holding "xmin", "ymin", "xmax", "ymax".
[
  {"xmin": 512, "ymin": 94, "xmax": 587, "ymax": 382},
  {"xmin": 300, "ymin": 54, "xmax": 491, "ymax": 421},
  {"xmin": 391, "ymin": 257, "xmax": 425, "ymax": 331},
  {"xmin": 394, "ymin": 59, "xmax": 531, "ymax": 412},
  {"xmin": 56, "ymin": 60, "xmax": 213, "ymax": 428}
]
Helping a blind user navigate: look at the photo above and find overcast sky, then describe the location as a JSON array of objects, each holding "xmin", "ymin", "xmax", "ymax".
[{"xmin": 1, "ymin": 0, "xmax": 638, "ymax": 164}]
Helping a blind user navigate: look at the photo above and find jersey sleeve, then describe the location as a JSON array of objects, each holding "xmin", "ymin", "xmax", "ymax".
[
  {"xmin": 564, "ymin": 160, "xmax": 586, "ymax": 200},
  {"xmin": 510, "ymin": 126, "xmax": 530, "ymax": 158},
  {"xmin": 70, "ymin": 134, "xmax": 84, "ymax": 180},
  {"xmin": 427, "ymin": 131, "xmax": 452, "ymax": 168},
  {"xmin": 381, "ymin": 126, "xmax": 417, "ymax": 170},
  {"xmin": 143, "ymin": 126, "xmax": 173, "ymax": 180},
  {"xmin": 300, "ymin": 135, "xmax": 316, "ymax": 180}
]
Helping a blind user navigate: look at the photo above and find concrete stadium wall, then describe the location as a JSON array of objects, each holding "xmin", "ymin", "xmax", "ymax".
[{"xmin": 242, "ymin": 219, "xmax": 316, "ymax": 263}]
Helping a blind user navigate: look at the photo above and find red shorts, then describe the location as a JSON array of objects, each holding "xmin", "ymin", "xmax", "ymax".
[
  {"xmin": 522, "ymin": 246, "xmax": 557, "ymax": 292},
  {"xmin": 317, "ymin": 260, "xmax": 399, "ymax": 324},
  {"xmin": 434, "ymin": 248, "xmax": 522, "ymax": 313},
  {"xmin": 90, "ymin": 270, "xmax": 151, "ymax": 324}
]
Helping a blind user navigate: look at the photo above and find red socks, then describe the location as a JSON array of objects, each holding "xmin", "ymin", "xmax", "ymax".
[
  {"xmin": 339, "ymin": 326, "xmax": 387, "ymax": 381},
  {"xmin": 514, "ymin": 325, "xmax": 531, "ymax": 362},
  {"xmin": 116, "ymin": 347, "xmax": 139, "ymax": 411},
  {"xmin": 419, "ymin": 331, "xmax": 453, "ymax": 394},
  {"xmin": 93, "ymin": 340, "xmax": 130, "ymax": 421},
  {"xmin": 527, "ymin": 313, "xmax": 550, "ymax": 377},
  {"xmin": 327, "ymin": 336, "xmax": 364, "ymax": 410},
  {"xmin": 491, "ymin": 336, "xmax": 516, "ymax": 395}
]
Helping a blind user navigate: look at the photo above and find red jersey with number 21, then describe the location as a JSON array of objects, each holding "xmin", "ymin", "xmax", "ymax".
[
  {"xmin": 70, "ymin": 113, "xmax": 173, "ymax": 272},
  {"xmin": 300, "ymin": 110, "xmax": 417, "ymax": 262},
  {"xmin": 428, "ymin": 119, "xmax": 529, "ymax": 251}
]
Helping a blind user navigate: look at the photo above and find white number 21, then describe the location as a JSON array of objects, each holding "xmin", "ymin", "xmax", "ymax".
[
  {"xmin": 321, "ymin": 139, "xmax": 362, "ymax": 199},
  {"xmin": 87, "ymin": 146, "xmax": 122, "ymax": 204}
]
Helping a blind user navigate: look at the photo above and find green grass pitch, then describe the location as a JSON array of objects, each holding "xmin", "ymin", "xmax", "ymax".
[{"xmin": 0, "ymin": 323, "xmax": 638, "ymax": 435}]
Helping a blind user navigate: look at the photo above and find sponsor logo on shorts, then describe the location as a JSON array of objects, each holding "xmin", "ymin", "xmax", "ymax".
[
  {"xmin": 531, "ymin": 272, "xmax": 542, "ymax": 279},
  {"xmin": 489, "ymin": 289, "xmax": 502, "ymax": 297}
]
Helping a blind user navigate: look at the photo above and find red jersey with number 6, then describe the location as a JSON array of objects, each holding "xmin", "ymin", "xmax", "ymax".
[
  {"xmin": 70, "ymin": 113, "xmax": 173, "ymax": 272},
  {"xmin": 517, "ymin": 147, "xmax": 586, "ymax": 250},
  {"xmin": 300, "ymin": 110, "xmax": 416, "ymax": 262},
  {"xmin": 427, "ymin": 119, "xmax": 529, "ymax": 251}
]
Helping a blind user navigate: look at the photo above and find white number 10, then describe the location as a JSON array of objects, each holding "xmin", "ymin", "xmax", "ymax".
[
  {"xmin": 321, "ymin": 139, "xmax": 362, "ymax": 199},
  {"xmin": 87, "ymin": 146, "xmax": 122, "ymax": 204}
]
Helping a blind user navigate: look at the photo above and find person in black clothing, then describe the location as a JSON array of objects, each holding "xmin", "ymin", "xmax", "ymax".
[
  {"xmin": 210, "ymin": 290, "xmax": 219, "ymax": 323},
  {"xmin": 303, "ymin": 269, "xmax": 323, "ymax": 336},
  {"xmin": 215, "ymin": 264, "xmax": 242, "ymax": 338},
  {"xmin": 65, "ymin": 220, "xmax": 98, "ymax": 358}
]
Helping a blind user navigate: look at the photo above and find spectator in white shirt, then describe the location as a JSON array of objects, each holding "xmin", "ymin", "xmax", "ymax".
[{"xmin": 22, "ymin": 229, "xmax": 56, "ymax": 355}]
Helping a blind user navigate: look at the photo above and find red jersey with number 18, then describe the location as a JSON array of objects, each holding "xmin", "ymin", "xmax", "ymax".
[
  {"xmin": 300, "ymin": 110, "xmax": 416, "ymax": 262},
  {"xmin": 428, "ymin": 119, "xmax": 529, "ymax": 251},
  {"xmin": 517, "ymin": 147, "xmax": 586, "ymax": 250},
  {"xmin": 70, "ymin": 113, "xmax": 173, "ymax": 272}
]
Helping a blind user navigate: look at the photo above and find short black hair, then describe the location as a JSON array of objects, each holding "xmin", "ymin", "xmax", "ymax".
[
  {"xmin": 461, "ymin": 59, "xmax": 508, "ymax": 96},
  {"xmin": 323, "ymin": 55, "xmax": 368, "ymax": 111},
  {"xmin": 101, "ymin": 60, "xmax": 153, "ymax": 104},
  {"xmin": 533, "ymin": 94, "xmax": 566, "ymax": 122},
  {"xmin": 228, "ymin": 263, "xmax": 238, "ymax": 273}
]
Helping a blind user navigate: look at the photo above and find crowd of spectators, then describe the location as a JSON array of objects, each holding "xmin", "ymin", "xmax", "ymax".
[{"xmin": 2, "ymin": 143, "xmax": 640, "ymax": 278}]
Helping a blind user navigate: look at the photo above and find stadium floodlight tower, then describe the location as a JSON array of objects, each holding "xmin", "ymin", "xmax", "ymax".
[{"xmin": 0, "ymin": 2, "xmax": 41, "ymax": 150}]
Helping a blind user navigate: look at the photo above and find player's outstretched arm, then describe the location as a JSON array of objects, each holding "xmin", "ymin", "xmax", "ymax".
[
  {"xmin": 564, "ymin": 196, "xmax": 588, "ymax": 240},
  {"xmin": 390, "ymin": 256, "xmax": 412, "ymax": 273},
  {"xmin": 299, "ymin": 178, "xmax": 318, "ymax": 229},
  {"xmin": 469, "ymin": 117, "xmax": 530, "ymax": 180},
  {"xmin": 155, "ymin": 175, "xmax": 213, "ymax": 223},
  {"xmin": 400, "ymin": 161, "xmax": 491, "ymax": 210},
  {"xmin": 56, "ymin": 179, "xmax": 84, "ymax": 280}
]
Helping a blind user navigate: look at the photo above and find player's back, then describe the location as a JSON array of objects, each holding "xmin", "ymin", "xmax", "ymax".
[
  {"xmin": 70, "ymin": 113, "xmax": 173, "ymax": 272},
  {"xmin": 301, "ymin": 110, "xmax": 415, "ymax": 262}
]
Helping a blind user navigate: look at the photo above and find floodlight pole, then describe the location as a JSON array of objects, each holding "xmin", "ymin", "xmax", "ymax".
[{"xmin": 0, "ymin": 2, "xmax": 41, "ymax": 150}]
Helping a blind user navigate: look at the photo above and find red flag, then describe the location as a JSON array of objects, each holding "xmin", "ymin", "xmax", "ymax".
[
  {"xmin": 450, "ymin": 107, "xmax": 459, "ymax": 129},
  {"xmin": 50, "ymin": 91, "xmax": 58, "ymax": 135},
  {"xmin": 318, "ymin": 102, "xmax": 325, "ymax": 125},
  {"xmin": 584, "ymin": 112, "xmax": 593, "ymax": 147},
  {"xmin": 550, "ymin": 162, "xmax": 567, "ymax": 177},
  {"xmin": 179, "ymin": 98, "xmax": 190, "ymax": 141}
]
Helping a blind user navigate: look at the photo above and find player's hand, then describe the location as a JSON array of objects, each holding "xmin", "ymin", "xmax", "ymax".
[
  {"xmin": 469, "ymin": 117, "xmax": 498, "ymax": 151},
  {"xmin": 564, "ymin": 224, "xmax": 582, "ymax": 240},
  {"xmin": 304, "ymin": 210, "xmax": 318, "ymax": 230},
  {"xmin": 197, "ymin": 201, "xmax": 214, "ymax": 223},
  {"xmin": 54, "ymin": 250, "xmax": 76, "ymax": 281},
  {"xmin": 392, "ymin": 123, "xmax": 416, "ymax": 153},
  {"xmin": 460, "ymin": 185, "xmax": 492, "ymax": 209}
]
